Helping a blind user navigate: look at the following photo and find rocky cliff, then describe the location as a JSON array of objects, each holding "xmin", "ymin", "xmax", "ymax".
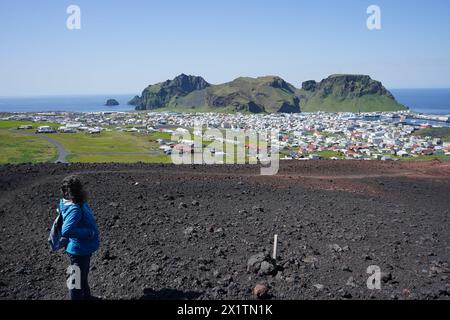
[
  {"xmin": 130, "ymin": 74, "xmax": 210, "ymax": 110},
  {"xmin": 297, "ymin": 74, "xmax": 406, "ymax": 112}
]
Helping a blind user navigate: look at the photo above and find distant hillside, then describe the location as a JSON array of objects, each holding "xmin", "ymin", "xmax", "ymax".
[
  {"xmin": 130, "ymin": 74, "xmax": 406, "ymax": 113},
  {"xmin": 175, "ymin": 76, "xmax": 300, "ymax": 113},
  {"xmin": 298, "ymin": 75, "xmax": 406, "ymax": 112},
  {"xmin": 130, "ymin": 74, "xmax": 210, "ymax": 110}
]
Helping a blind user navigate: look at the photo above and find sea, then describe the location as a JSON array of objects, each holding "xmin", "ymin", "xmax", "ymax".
[
  {"xmin": 0, "ymin": 89, "xmax": 449, "ymax": 115},
  {"xmin": 0, "ymin": 94, "xmax": 136, "ymax": 113},
  {"xmin": 390, "ymin": 89, "xmax": 450, "ymax": 115}
]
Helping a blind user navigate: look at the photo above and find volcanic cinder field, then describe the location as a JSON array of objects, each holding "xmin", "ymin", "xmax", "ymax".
[{"xmin": 0, "ymin": 161, "xmax": 449, "ymax": 300}]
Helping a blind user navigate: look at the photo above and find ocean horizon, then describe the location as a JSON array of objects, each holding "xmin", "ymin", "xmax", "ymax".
[
  {"xmin": 0, "ymin": 89, "xmax": 449, "ymax": 115},
  {"xmin": 0, "ymin": 94, "xmax": 136, "ymax": 113},
  {"xmin": 390, "ymin": 88, "xmax": 450, "ymax": 115}
]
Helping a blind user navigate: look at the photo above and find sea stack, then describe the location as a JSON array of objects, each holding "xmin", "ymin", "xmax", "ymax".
[{"xmin": 105, "ymin": 99, "xmax": 120, "ymax": 106}]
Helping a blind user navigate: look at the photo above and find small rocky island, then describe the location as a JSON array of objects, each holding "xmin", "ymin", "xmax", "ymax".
[{"xmin": 105, "ymin": 99, "xmax": 120, "ymax": 106}]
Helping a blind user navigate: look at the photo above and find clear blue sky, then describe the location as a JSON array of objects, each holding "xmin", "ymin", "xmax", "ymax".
[{"xmin": 1, "ymin": 0, "xmax": 450, "ymax": 96}]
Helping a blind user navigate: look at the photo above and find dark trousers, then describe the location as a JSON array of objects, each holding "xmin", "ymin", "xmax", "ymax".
[{"xmin": 67, "ymin": 254, "xmax": 92, "ymax": 300}]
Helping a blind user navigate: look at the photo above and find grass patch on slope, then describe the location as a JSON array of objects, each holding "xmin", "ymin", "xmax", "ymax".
[
  {"xmin": 301, "ymin": 95, "xmax": 406, "ymax": 113},
  {"xmin": 0, "ymin": 120, "xmax": 59, "ymax": 129},
  {"xmin": 0, "ymin": 130, "xmax": 57, "ymax": 164},
  {"xmin": 42, "ymin": 131, "xmax": 159, "ymax": 153},
  {"xmin": 414, "ymin": 127, "xmax": 450, "ymax": 142}
]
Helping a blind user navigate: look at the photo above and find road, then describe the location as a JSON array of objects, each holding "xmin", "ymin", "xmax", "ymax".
[{"xmin": 14, "ymin": 131, "xmax": 69, "ymax": 163}]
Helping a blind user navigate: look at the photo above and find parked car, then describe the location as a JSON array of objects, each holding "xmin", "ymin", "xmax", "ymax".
[
  {"xmin": 59, "ymin": 126, "xmax": 77, "ymax": 133},
  {"xmin": 17, "ymin": 125, "xmax": 33, "ymax": 130},
  {"xmin": 88, "ymin": 127, "xmax": 102, "ymax": 134},
  {"xmin": 35, "ymin": 126, "xmax": 56, "ymax": 134}
]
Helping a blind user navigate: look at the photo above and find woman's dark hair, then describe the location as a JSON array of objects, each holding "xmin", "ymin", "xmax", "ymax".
[{"xmin": 61, "ymin": 175, "xmax": 86, "ymax": 204}]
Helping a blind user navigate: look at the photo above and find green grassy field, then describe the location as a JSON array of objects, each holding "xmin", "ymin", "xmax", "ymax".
[
  {"xmin": 148, "ymin": 131, "xmax": 174, "ymax": 140},
  {"xmin": 301, "ymin": 95, "xmax": 406, "ymax": 113},
  {"xmin": 0, "ymin": 121, "xmax": 175, "ymax": 164},
  {"xmin": 414, "ymin": 127, "xmax": 450, "ymax": 142},
  {"xmin": 43, "ymin": 131, "xmax": 159, "ymax": 153},
  {"xmin": 314, "ymin": 150, "xmax": 345, "ymax": 159},
  {"xmin": 0, "ymin": 120, "xmax": 59, "ymax": 129},
  {"xmin": 395, "ymin": 154, "xmax": 450, "ymax": 161},
  {"xmin": 43, "ymin": 131, "xmax": 175, "ymax": 163},
  {"xmin": 0, "ymin": 130, "xmax": 58, "ymax": 164}
]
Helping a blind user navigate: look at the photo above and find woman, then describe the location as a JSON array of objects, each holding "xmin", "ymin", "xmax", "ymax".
[{"xmin": 60, "ymin": 175, "xmax": 100, "ymax": 300}]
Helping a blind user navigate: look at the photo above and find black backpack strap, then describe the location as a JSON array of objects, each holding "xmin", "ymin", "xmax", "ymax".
[
  {"xmin": 56, "ymin": 203, "xmax": 64, "ymax": 230},
  {"xmin": 77, "ymin": 203, "xmax": 85, "ymax": 226}
]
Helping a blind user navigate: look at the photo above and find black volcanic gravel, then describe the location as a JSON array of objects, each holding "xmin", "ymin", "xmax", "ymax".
[{"xmin": 0, "ymin": 161, "xmax": 449, "ymax": 300}]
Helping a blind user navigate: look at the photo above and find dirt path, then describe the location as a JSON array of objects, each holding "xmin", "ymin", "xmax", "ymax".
[{"xmin": 14, "ymin": 131, "xmax": 69, "ymax": 163}]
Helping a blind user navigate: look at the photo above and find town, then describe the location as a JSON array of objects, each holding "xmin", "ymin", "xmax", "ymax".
[{"xmin": 1, "ymin": 110, "xmax": 450, "ymax": 162}]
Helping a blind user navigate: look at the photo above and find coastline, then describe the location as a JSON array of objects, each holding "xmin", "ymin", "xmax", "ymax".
[{"xmin": 1, "ymin": 88, "xmax": 450, "ymax": 115}]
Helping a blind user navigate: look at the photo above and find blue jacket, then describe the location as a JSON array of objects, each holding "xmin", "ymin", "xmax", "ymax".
[{"xmin": 60, "ymin": 199, "xmax": 100, "ymax": 256}]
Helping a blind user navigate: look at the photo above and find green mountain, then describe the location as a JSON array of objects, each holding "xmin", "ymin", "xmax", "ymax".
[
  {"xmin": 131, "ymin": 74, "xmax": 210, "ymax": 110},
  {"xmin": 130, "ymin": 74, "xmax": 406, "ymax": 113},
  {"xmin": 180, "ymin": 76, "xmax": 300, "ymax": 113},
  {"xmin": 297, "ymin": 74, "xmax": 406, "ymax": 112}
]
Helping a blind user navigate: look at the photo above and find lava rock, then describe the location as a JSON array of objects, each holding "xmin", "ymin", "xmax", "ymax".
[
  {"xmin": 109, "ymin": 202, "xmax": 120, "ymax": 208},
  {"xmin": 247, "ymin": 253, "xmax": 276, "ymax": 276},
  {"xmin": 329, "ymin": 244, "xmax": 343, "ymax": 252},
  {"xmin": 183, "ymin": 226, "xmax": 195, "ymax": 236},
  {"xmin": 178, "ymin": 202, "xmax": 188, "ymax": 209},
  {"xmin": 259, "ymin": 261, "xmax": 275, "ymax": 276},
  {"xmin": 252, "ymin": 206, "xmax": 264, "ymax": 213},
  {"xmin": 381, "ymin": 272, "xmax": 393, "ymax": 283},
  {"xmin": 102, "ymin": 250, "xmax": 116, "ymax": 261},
  {"xmin": 342, "ymin": 292, "xmax": 353, "ymax": 299},
  {"xmin": 247, "ymin": 253, "xmax": 266, "ymax": 273},
  {"xmin": 253, "ymin": 284, "xmax": 269, "ymax": 299},
  {"xmin": 346, "ymin": 277, "xmax": 357, "ymax": 287},
  {"xmin": 313, "ymin": 284, "xmax": 325, "ymax": 291},
  {"xmin": 342, "ymin": 265, "xmax": 352, "ymax": 272},
  {"xmin": 150, "ymin": 264, "xmax": 161, "ymax": 272}
]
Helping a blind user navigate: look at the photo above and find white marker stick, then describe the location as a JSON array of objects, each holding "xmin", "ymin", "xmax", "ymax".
[{"xmin": 273, "ymin": 234, "xmax": 278, "ymax": 260}]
